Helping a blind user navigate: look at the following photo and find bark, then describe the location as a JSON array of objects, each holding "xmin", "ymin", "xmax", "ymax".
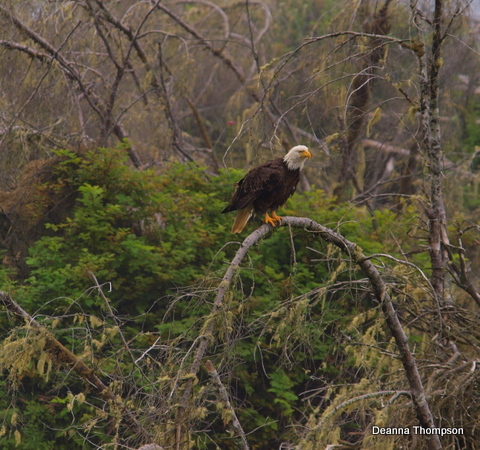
[
  {"xmin": 137, "ymin": 445, "xmax": 164, "ymax": 450},
  {"xmin": 411, "ymin": 0, "xmax": 450, "ymax": 308},
  {"xmin": 425, "ymin": 0, "xmax": 450, "ymax": 305}
]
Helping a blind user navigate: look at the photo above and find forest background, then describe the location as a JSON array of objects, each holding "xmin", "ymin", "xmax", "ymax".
[{"xmin": 0, "ymin": 0, "xmax": 480, "ymax": 449}]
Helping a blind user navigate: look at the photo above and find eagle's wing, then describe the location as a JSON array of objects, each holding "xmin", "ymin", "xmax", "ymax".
[{"xmin": 222, "ymin": 159, "xmax": 283, "ymax": 213}]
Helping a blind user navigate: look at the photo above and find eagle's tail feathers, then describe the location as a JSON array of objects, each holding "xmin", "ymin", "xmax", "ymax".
[{"xmin": 232, "ymin": 206, "xmax": 254, "ymax": 233}]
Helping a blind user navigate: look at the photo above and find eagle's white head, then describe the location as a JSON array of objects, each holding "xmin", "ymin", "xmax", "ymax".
[{"xmin": 283, "ymin": 145, "xmax": 312, "ymax": 170}]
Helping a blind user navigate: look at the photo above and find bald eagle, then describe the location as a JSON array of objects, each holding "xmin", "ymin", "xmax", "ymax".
[{"xmin": 222, "ymin": 145, "xmax": 312, "ymax": 233}]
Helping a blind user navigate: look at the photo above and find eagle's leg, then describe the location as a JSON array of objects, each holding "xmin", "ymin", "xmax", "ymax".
[{"xmin": 264, "ymin": 212, "xmax": 282, "ymax": 227}]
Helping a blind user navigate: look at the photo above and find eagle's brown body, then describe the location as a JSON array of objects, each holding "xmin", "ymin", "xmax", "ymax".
[{"xmin": 222, "ymin": 146, "xmax": 311, "ymax": 233}]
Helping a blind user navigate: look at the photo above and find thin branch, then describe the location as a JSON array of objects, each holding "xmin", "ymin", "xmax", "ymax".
[
  {"xmin": 448, "ymin": 233, "xmax": 480, "ymax": 308},
  {"xmin": 0, "ymin": 40, "xmax": 49, "ymax": 60},
  {"xmin": 154, "ymin": 0, "xmax": 247, "ymax": 86},
  {"xmin": 205, "ymin": 360, "xmax": 250, "ymax": 450},
  {"xmin": 157, "ymin": 41, "xmax": 194, "ymax": 163}
]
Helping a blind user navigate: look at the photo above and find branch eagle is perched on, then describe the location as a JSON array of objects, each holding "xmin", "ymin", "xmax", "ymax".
[{"xmin": 222, "ymin": 145, "xmax": 312, "ymax": 233}]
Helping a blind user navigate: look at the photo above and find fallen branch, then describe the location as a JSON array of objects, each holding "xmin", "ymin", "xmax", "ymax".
[
  {"xmin": 176, "ymin": 216, "xmax": 441, "ymax": 450},
  {"xmin": 0, "ymin": 290, "xmax": 151, "ymax": 443}
]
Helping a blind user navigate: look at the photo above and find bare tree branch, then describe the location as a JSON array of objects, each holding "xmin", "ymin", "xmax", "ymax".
[
  {"xmin": 175, "ymin": 216, "xmax": 441, "ymax": 450},
  {"xmin": 0, "ymin": 40, "xmax": 49, "ymax": 60}
]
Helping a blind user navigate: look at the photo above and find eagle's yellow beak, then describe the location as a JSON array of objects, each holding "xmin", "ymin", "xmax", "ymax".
[{"xmin": 301, "ymin": 149, "xmax": 312, "ymax": 159}]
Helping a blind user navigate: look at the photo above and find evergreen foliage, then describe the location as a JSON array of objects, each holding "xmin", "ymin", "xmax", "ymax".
[{"xmin": 0, "ymin": 144, "xmax": 432, "ymax": 449}]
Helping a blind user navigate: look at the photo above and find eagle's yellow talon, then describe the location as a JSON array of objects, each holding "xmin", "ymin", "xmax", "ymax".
[
  {"xmin": 270, "ymin": 211, "xmax": 282, "ymax": 222},
  {"xmin": 265, "ymin": 213, "xmax": 282, "ymax": 227}
]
